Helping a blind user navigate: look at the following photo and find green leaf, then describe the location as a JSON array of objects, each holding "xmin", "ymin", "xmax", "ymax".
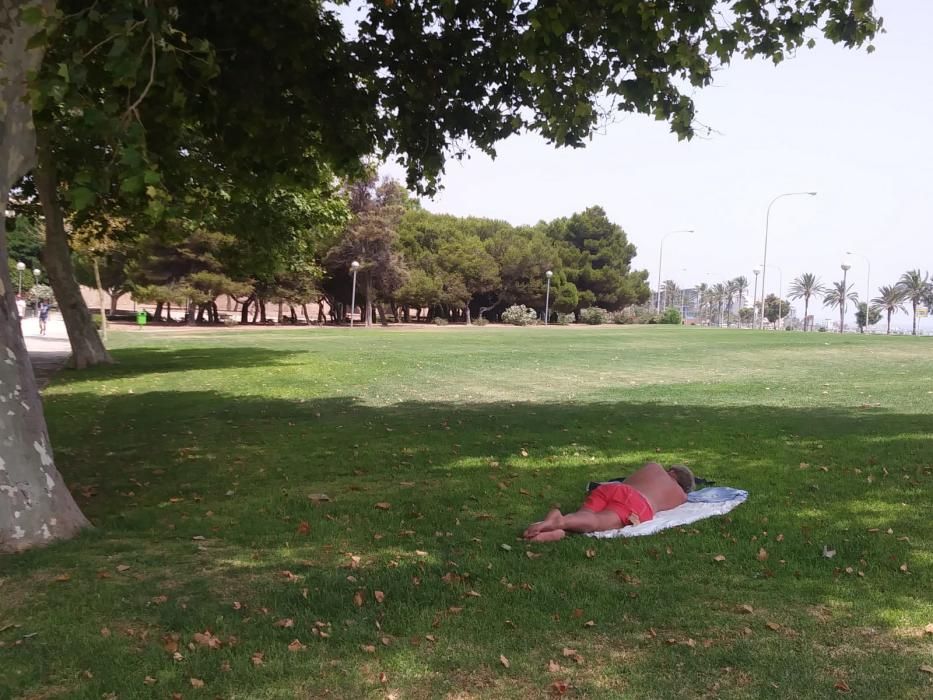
[
  {"xmin": 143, "ymin": 169, "xmax": 161, "ymax": 185},
  {"xmin": 57, "ymin": 63, "xmax": 69, "ymax": 82},
  {"xmin": 25, "ymin": 29, "xmax": 47, "ymax": 51},
  {"xmin": 119, "ymin": 175, "xmax": 144, "ymax": 194},
  {"xmin": 20, "ymin": 6, "xmax": 45, "ymax": 26},
  {"xmin": 69, "ymin": 186, "xmax": 96, "ymax": 211}
]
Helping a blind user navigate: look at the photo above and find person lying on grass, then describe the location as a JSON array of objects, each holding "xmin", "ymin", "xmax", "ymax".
[{"xmin": 523, "ymin": 462, "xmax": 696, "ymax": 542}]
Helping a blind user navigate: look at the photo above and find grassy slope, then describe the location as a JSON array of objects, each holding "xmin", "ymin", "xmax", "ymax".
[{"xmin": 2, "ymin": 326, "xmax": 931, "ymax": 699}]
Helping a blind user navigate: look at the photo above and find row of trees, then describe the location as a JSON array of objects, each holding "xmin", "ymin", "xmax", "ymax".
[
  {"xmin": 11, "ymin": 179, "xmax": 651, "ymax": 327},
  {"xmin": 788, "ymin": 270, "xmax": 931, "ymax": 334}
]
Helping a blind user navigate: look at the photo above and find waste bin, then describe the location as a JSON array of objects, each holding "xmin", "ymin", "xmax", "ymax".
[{"xmin": 136, "ymin": 311, "xmax": 148, "ymax": 327}]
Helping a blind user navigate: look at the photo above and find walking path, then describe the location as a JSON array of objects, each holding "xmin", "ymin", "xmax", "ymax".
[{"xmin": 22, "ymin": 314, "xmax": 71, "ymax": 388}]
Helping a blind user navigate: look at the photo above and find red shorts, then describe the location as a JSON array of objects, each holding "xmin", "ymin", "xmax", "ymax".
[{"xmin": 583, "ymin": 483, "xmax": 654, "ymax": 526}]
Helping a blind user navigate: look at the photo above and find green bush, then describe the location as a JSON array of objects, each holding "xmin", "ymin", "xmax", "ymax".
[
  {"xmin": 92, "ymin": 314, "xmax": 102, "ymax": 330},
  {"xmin": 659, "ymin": 307, "xmax": 682, "ymax": 324},
  {"xmin": 556, "ymin": 312, "xmax": 575, "ymax": 325},
  {"xmin": 472, "ymin": 317, "xmax": 489, "ymax": 326},
  {"xmin": 579, "ymin": 307, "xmax": 609, "ymax": 325},
  {"xmin": 432, "ymin": 317, "xmax": 449, "ymax": 326},
  {"xmin": 501, "ymin": 304, "xmax": 538, "ymax": 326}
]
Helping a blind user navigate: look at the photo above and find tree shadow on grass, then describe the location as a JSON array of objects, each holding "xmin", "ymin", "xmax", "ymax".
[
  {"xmin": 4, "ymin": 389, "xmax": 932, "ymax": 698},
  {"xmin": 45, "ymin": 346, "xmax": 304, "ymax": 386}
]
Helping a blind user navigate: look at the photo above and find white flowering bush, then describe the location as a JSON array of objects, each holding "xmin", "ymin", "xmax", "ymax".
[
  {"xmin": 556, "ymin": 312, "xmax": 576, "ymax": 325},
  {"xmin": 501, "ymin": 304, "xmax": 539, "ymax": 326},
  {"xmin": 579, "ymin": 307, "xmax": 609, "ymax": 325}
]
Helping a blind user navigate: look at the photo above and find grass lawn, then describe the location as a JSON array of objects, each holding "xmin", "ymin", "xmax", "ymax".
[{"xmin": 2, "ymin": 325, "xmax": 932, "ymax": 699}]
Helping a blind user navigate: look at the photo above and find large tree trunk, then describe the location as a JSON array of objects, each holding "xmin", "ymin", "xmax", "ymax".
[
  {"xmin": 240, "ymin": 295, "xmax": 252, "ymax": 324},
  {"xmin": 1, "ymin": 0, "xmax": 91, "ymax": 552},
  {"xmin": 886, "ymin": 310, "xmax": 892, "ymax": 335},
  {"xmin": 154, "ymin": 300, "xmax": 164, "ymax": 321},
  {"xmin": 803, "ymin": 298, "xmax": 810, "ymax": 331},
  {"xmin": 364, "ymin": 275, "xmax": 373, "ymax": 327},
  {"xmin": 109, "ymin": 291, "xmax": 122, "ymax": 314},
  {"xmin": 35, "ymin": 129, "xmax": 113, "ymax": 369}
]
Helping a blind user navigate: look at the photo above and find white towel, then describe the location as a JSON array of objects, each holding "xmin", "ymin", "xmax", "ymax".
[{"xmin": 585, "ymin": 487, "xmax": 748, "ymax": 539}]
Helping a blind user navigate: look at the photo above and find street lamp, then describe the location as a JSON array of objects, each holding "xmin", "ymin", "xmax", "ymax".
[
  {"xmin": 33, "ymin": 268, "xmax": 40, "ymax": 282},
  {"xmin": 759, "ymin": 192, "xmax": 816, "ymax": 329},
  {"xmin": 544, "ymin": 270, "xmax": 553, "ymax": 325},
  {"xmin": 845, "ymin": 251, "xmax": 871, "ymax": 333},
  {"xmin": 656, "ymin": 229, "xmax": 695, "ymax": 313},
  {"xmin": 16, "ymin": 261, "xmax": 25, "ymax": 295},
  {"xmin": 349, "ymin": 260, "xmax": 360, "ymax": 328},
  {"xmin": 751, "ymin": 266, "xmax": 761, "ymax": 329},
  {"xmin": 840, "ymin": 259, "xmax": 851, "ymax": 334}
]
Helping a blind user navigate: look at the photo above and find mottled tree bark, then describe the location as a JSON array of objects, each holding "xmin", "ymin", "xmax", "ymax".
[{"xmin": 1, "ymin": 0, "xmax": 91, "ymax": 552}]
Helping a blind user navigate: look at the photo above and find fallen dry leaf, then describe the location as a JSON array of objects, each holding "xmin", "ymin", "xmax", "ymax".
[
  {"xmin": 273, "ymin": 618, "xmax": 294, "ymax": 629},
  {"xmin": 919, "ymin": 665, "xmax": 933, "ymax": 675},
  {"xmin": 374, "ymin": 590, "xmax": 385, "ymax": 603},
  {"xmin": 287, "ymin": 639, "xmax": 306, "ymax": 652},
  {"xmin": 562, "ymin": 647, "xmax": 577, "ymax": 657},
  {"xmin": 143, "ymin": 676, "xmax": 157, "ymax": 685},
  {"xmin": 899, "ymin": 563, "xmax": 909, "ymax": 573},
  {"xmin": 713, "ymin": 554, "xmax": 726, "ymax": 562},
  {"xmin": 550, "ymin": 680, "xmax": 570, "ymax": 695},
  {"xmin": 296, "ymin": 521, "xmax": 311, "ymax": 536},
  {"xmin": 466, "ymin": 590, "xmax": 481, "ymax": 598},
  {"xmin": 757, "ymin": 548, "xmax": 769, "ymax": 561},
  {"xmin": 526, "ymin": 551, "xmax": 541, "ymax": 559},
  {"xmin": 374, "ymin": 502, "xmax": 392, "ymax": 510},
  {"xmin": 548, "ymin": 659, "xmax": 561, "ymax": 672},
  {"xmin": 100, "ymin": 627, "xmax": 111, "ymax": 638},
  {"xmin": 190, "ymin": 677, "xmax": 205, "ymax": 688},
  {"xmin": 834, "ymin": 680, "xmax": 850, "ymax": 692},
  {"xmin": 353, "ymin": 590, "xmax": 364, "ymax": 607},
  {"xmin": 379, "ymin": 671, "xmax": 389, "ymax": 684},
  {"xmin": 765, "ymin": 622, "xmax": 781, "ymax": 631},
  {"xmin": 583, "ymin": 620, "xmax": 596, "ymax": 628},
  {"xmin": 151, "ymin": 595, "xmax": 168, "ymax": 605},
  {"xmin": 54, "ymin": 574, "xmax": 71, "ymax": 582},
  {"xmin": 251, "ymin": 652, "xmax": 265, "ymax": 666},
  {"xmin": 360, "ymin": 644, "xmax": 376, "ymax": 653},
  {"xmin": 737, "ymin": 604, "xmax": 754, "ymax": 614},
  {"xmin": 520, "ymin": 449, "xmax": 528, "ymax": 457},
  {"xmin": 924, "ymin": 623, "xmax": 933, "ymax": 636},
  {"xmin": 116, "ymin": 564, "xmax": 131, "ymax": 573},
  {"xmin": 822, "ymin": 546, "xmax": 836, "ymax": 559},
  {"xmin": 500, "ymin": 654, "xmax": 510, "ymax": 668},
  {"xmin": 585, "ymin": 548, "xmax": 596, "ymax": 559},
  {"xmin": 193, "ymin": 631, "xmax": 222, "ymax": 649},
  {"xmin": 380, "ymin": 636, "xmax": 391, "ymax": 646},
  {"xmin": 279, "ymin": 570, "xmax": 299, "ymax": 582}
]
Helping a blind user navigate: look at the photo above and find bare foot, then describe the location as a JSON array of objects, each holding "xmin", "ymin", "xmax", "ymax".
[
  {"xmin": 530, "ymin": 529, "xmax": 566, "ymax": 542},
  {"xmin": 523, "ymin": 509, "xmax": 563, "ymax": 538}
]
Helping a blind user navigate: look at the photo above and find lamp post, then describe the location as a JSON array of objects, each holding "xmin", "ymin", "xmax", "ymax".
[
  {"xmin": 544, "ymin": 270, "xmax": 553, "ymax": 325},
  {"xmin": 845, "ymin": 251, "xmax": 871, "ymax": 333},
  {"xmin": 656, "ymin": 229, "xmax": 695, "ymax": 313},
  {"xmin": 16, "ymin": 261, "xmax": 25, "ymax": 295},
  {"xmin": 759, "ymin": 192, "xmax": 816, "ymax": 329},
  {"xmin": 751, "ymin": 266, "xmax": 761, "ymax": 329},
  {"xmin": 349, "ymin": 260, "xmax": 360, "ymax": 328},
  {"xmin": 839, "ymin": 259, "xmax": 851, "ymax": 334}
]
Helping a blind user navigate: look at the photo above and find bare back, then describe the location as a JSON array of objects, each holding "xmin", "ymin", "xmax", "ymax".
[{"xmin": 622, "ymin": 462, "xmax": 687, "ymax": 514}]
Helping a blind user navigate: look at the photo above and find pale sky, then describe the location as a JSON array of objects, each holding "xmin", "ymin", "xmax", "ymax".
[{"xmin": 378, "ymin": 2, "xmax": 932, "ymax": 332}]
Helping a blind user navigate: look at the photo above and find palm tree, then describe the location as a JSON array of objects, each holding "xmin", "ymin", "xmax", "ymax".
[
  {"xmin": 663, "ymin": 279, "xmax": 680, "ymax": 310},
  {"xmin": 732, "ymin": 276, "xmax": 749, "ymax": 320},
  {"xmin": 724, "ymin": 279, "xmax": 739, "ymax": 326},
  {"xmin": 695, "ymin": 282, "xmax": 709, "ymax": 323},
  {"xmin": 823, "ymin": 280, "xmax": 858, "ymax": 333},
  {"xmin": 895, "ymin": 269, "xmax": 931, "ymax": 335},
  {"xmin": 788, "ymin": 273, "xmax": 825, "ymax": 332},
  {"xmin": 871, "ymin": 285, "xmax": 906, "ymax": 335},
  {"xmin": 711, "ymin": 282, "xmax": 727, "ymax": 327}
]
